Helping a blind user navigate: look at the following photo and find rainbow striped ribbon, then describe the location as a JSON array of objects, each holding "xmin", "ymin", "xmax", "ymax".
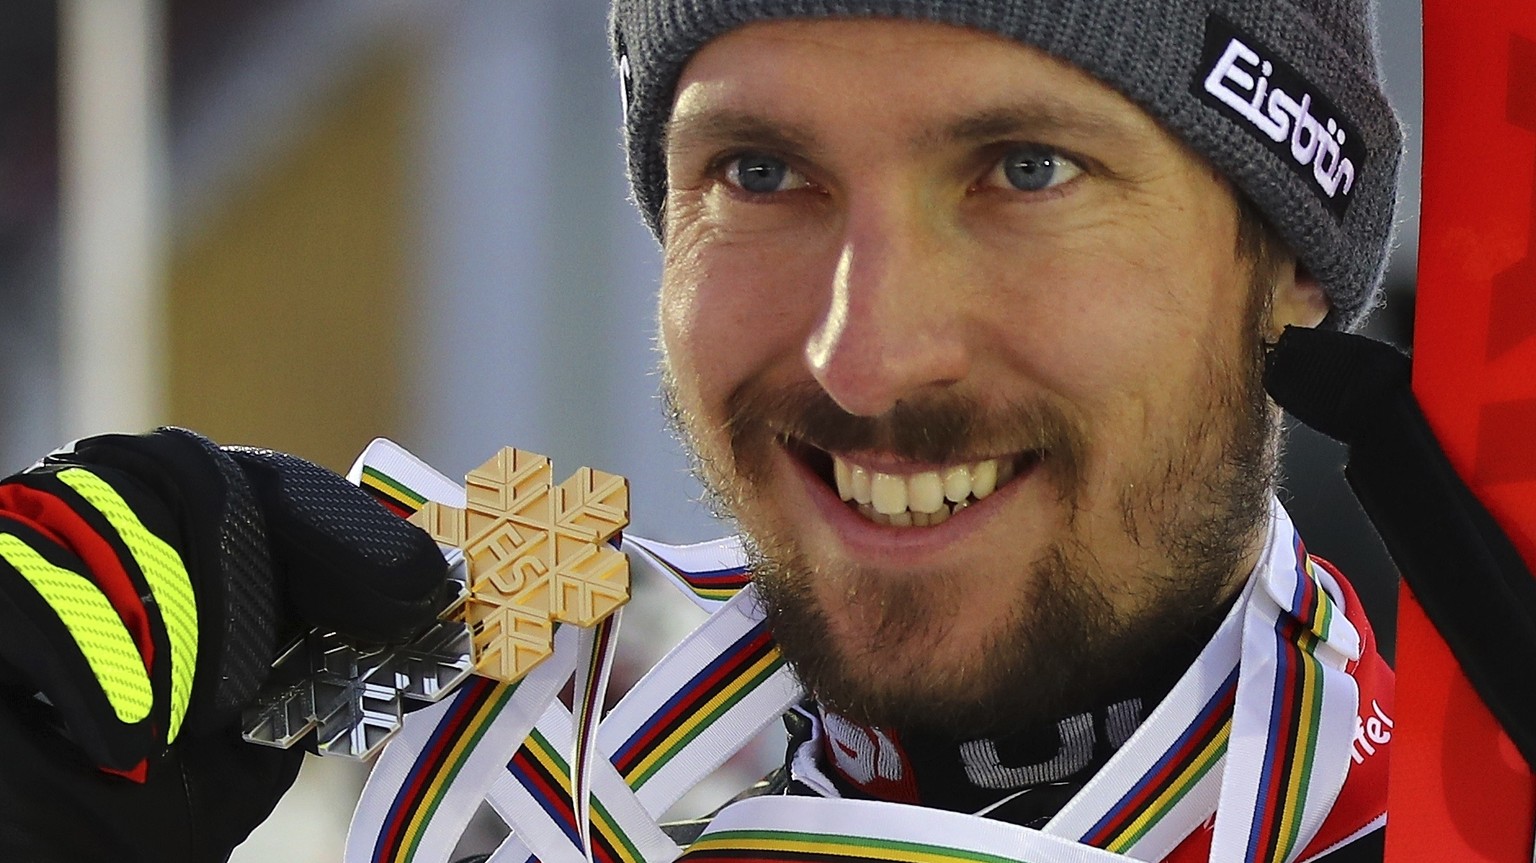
[
  {"xmin": 596, "ymin": 585, "xmax": 800, "ymax": 816},
  {"xmin": 348, "ymin": 438, "xmax": 467, "ymax": 517},
  {"xmin": 346, "ymin": 625, "xmax": 579, "ymax": 863},
  {"xmin": 1040, "ymin": 569, "xmax": 1247, "ymax": 857},
  {"xmin": 573, "ymin": 612, "xmax": 624, "ymax": 862},
  {"xmin": 1046, "ymin": 498, "xmax": 1358, "ymax": 862},
  {"xmin": 1071, "ymin": 669, "xmax": 1237, "ymax": 855},
  {"xmin": 623, "ymin": 535, "xmax": 753, "ymax": 611},
  {"xmin": 486, "ymin": 703, "xmax": 680, "ymax": 863},
  {"xmin": 682, "ymin": 796, "xmax": 1133, "ymax": 863},
  {"xmin": 1213, "ymin": 510, "xmax": 1359, "ymax": 863},
  {"xmin": 486, "ymin": 585, "xmax": 803, "ymax": 863}
]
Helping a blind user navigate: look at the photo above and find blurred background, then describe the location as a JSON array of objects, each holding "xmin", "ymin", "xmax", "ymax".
[{"xmin": 0, "ymin": 1, "xmax": 1421, "ymax": 859}]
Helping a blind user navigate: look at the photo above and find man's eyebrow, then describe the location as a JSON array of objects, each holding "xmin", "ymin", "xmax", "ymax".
[
  {"xmin": 921, "ymin": 103, "xmax": 1138, "ymax": 149},
  {"xmin": 661, "ymin": 101, "xmax": 1138, "ymax": 158},
  {"xmin": 663, "ymin": 109, "xmax": 823, "ymax": 157}
]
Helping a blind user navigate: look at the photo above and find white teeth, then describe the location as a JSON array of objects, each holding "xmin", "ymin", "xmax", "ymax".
[
  {"xmin": 871, "ymin": 472, "xmax": 908, "ymax": 515},
  {"xmin": 971, "ymin": 459, "xmax": 998, "ymax": 499},
  {"xmin": 851, "ymin": 464, "xmax": 873, "ymax": 504},
  {"xmin": 943, "ymin": 465, "xmax": 972, "ymax": 502},
  {"xmin": 828, "ymin": 453, "xmax": 1022, "ymax": 527},
  {"xmin": 908, "ymin": 471, "xmax": 945, "ymax": 514}
]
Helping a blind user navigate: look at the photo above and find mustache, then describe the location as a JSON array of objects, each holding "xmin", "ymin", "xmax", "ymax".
[{"xmin": 723, "ymin": 381, "xmax": 1089, "ymax": 491}]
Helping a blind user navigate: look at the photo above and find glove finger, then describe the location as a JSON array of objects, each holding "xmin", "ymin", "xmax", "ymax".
[
  {"xmin": 0, "ymin": 458, "xmax": 202, "ymax": 770},
  {"xmin": 225, "ymin": 447, "xmax": 448, "ymax": 643},
  {"xmin": 0, "ymin": 511, "xmax": 158, "ymax": 772},
  {"xmin": 60, "ymin": 428, "xmax": 280, "ymax": 736}
]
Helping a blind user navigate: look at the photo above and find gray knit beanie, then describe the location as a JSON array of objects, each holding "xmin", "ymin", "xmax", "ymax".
[{"xmin": 609, "ymin": 0, "xmax": 1404, "ymax": 331}]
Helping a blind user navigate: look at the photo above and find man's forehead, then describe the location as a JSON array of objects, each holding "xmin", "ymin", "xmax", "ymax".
[{"xmin": 664, "ymin": 19, "xmax": 1156, "ymax": 157}]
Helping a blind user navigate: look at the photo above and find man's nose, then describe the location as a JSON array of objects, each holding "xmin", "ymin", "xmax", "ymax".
[{"xmin": 804, "ymin": 199, "xmax": 972, "ymax": 417}]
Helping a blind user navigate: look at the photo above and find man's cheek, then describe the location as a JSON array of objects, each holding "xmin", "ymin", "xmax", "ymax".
[{"xmin": 657, "ymin": 293, "xmax": 729, "ymax": 419}]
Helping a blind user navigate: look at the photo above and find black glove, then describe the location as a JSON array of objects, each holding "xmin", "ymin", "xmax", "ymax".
[{"xmin": 0, "ymin": 427, "xmax": 448, "ymax": 862}]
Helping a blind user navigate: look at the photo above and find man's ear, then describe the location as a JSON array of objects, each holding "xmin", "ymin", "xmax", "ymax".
[{"xmin": 1267, "ymin": 264, "xmax": 1329, "ymax": 338}]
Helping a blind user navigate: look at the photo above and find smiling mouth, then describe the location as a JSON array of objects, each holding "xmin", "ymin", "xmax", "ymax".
[{"xmin": 781, "ymin": 435, "xmax": 1042, "ymax": 527}]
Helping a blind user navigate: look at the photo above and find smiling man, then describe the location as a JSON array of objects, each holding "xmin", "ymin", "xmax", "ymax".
[
  {"xmin": 0, "ymin": 1, "xmax": 1405, "ymax": 861},
  {"xmin": 610, "ymin": 0, "xmax": 1402, "ymax": 860}
]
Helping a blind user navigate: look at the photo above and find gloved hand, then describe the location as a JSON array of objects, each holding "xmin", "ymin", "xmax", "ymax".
[{"xmin": 0, "ymin": 427, "xmax": 448, "ymax": 862}]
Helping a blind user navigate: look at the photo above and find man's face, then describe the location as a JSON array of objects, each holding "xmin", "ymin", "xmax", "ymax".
[{"xmin": 658, "ymin": 19, "xmax": 1317, "ymax": 736}]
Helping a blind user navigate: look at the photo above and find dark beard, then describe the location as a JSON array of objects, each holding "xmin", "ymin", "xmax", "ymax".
[
  {"xmin": 749, "ymin": 537, "xmax": 1133, "ymax": 738},
  {"xmin": 662, "ymin": 293, "xmax": 1279, "ymax": 740}
]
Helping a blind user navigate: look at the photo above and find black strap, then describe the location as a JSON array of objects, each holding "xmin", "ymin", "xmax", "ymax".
[{"xmin": 1264, "ymin": 326, "xmax": 1536, "ymax": 771}]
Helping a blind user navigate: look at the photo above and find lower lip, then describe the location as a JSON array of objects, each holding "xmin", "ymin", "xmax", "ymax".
[{"xmin": 783, "ymin": 448, "xmax": 1037, "ymax": 566}]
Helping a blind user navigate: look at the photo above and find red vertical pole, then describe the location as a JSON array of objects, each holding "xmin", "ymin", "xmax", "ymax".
[{"xmin": 1389, "ymin": 4, "xmax": 1536, "ymax": 860}]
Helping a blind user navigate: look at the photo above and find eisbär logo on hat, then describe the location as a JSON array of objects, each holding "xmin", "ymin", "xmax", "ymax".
[{"xmin": 1195, "ymin": 15, "xmax": 1368, "ymax": 220}]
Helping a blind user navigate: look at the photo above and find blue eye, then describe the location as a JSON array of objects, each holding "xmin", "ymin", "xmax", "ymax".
[
  {"xmin": 991, "ymin": 146, "xmax": 1083, "ymax": 192},
  {"xmin": 726, "ymin": 154, "xmax": 805, "ymax": 194}
]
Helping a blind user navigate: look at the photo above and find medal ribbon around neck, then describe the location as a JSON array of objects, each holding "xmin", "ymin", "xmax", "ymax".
[
  {"xmin": 344, "ymin": 442, "xmax": 1360, "ymax": 863},
  {"xmin": 1213, "ymin": 512, "xmax": 1360, "ymax": 863},
  {"xmin": 1041, "ymin": 499, "xmax": 1360, "ymax": 862},
  {"xmin": 482, "ymin": 585, "xmax": 800, "ymax": 863},
  {"xmin": 719, "ymin": 499, "xmax": 1361, "ymax": 863}
]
